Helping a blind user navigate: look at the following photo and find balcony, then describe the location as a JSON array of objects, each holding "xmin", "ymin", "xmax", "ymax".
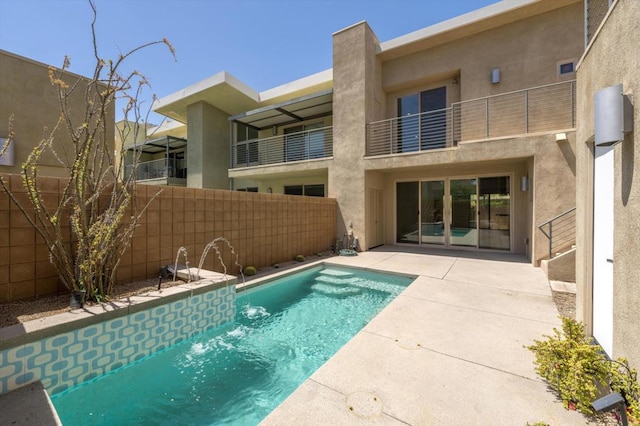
[
  {"xmin": 233, "ymin": 126, "xmax": 333, "ymax": 168},
  {"xmin": 125, "ymin": 158, "xmax": 187, "ymax": 186},
  {"xmin": 367, "ymin": 81, "xmax": 575, "ymax": 157}
]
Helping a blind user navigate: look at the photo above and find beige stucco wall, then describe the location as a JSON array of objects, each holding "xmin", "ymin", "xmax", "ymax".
[
  {"xmin": 0, "ymin": 50, "xmax": 115, "ymax": 177},
  {"xmin": 330, "ymin": 22, "xmax": 383, "ymax": 250},
  {"xmin": 382, "ymin": 3, "xmax": 583, "ymax": 100},
  {"xmin": 364, "ymin": 131, "xmax": 576, "ymax": 261},
  {"xmin": 330, "ymin": 4, "xmax": 581, "ymax": 256},
  {"xmin": 575, "ymin": 0, "xmax": 640, "ymax": 369},
  {"xmin": 187, "ymin": 101, "xmax": 230, "ymax": 189}
]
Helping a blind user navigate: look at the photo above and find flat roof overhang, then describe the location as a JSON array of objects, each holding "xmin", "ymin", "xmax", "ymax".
[
  {"xmin": 376, "ymin": 0, "xmax": 582, "ymax": 61},
  {"xmin": 152, "ymin": 71, "xmax": 260, "ymax": 124},
  {"xmin": 126, "ymin": 135, "xmax": 187, "ymax": 154},
  {"xmin": 229, "ymin": 89, "xmax": 333, "ymax": 130}
]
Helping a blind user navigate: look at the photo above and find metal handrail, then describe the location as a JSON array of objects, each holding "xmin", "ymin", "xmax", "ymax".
[
  {"xmin": 538, "ymin": 207, "xmax": 576, "ymax": 259},
  {"xmin": 454, "ymin": 80, "xmax": 575, "ymax": 105}
]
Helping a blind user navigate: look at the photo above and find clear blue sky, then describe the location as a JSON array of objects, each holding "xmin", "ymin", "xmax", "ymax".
[{"xmin": 1, "ymin": 0, "xmax": 498, "ymax": 124}]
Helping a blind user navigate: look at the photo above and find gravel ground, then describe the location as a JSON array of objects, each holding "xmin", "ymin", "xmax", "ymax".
[
  {"xmin": 0, "ymin": 278, "xmax": 184, "ymax": 328},
  {"xmin": 552, "ymin": 290, "xmax": 576, "ymax": 319}
]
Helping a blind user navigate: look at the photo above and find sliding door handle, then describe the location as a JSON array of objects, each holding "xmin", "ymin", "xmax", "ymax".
[{"xmin": 606, "ymin": 259, "xmax": 614, "ymax": 264}]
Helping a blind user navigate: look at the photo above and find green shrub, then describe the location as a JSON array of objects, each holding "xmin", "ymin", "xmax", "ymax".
[
  {"xmin": 527, "ymin": 317, "xmax": 639, "ymax": 422},
  {"xmin": 295, "ymin": 255, "xmax": 305, "ymax": 262},
  {"xmin": 244, "ymin": 266, "xmax": 257, "ymax": 276}
]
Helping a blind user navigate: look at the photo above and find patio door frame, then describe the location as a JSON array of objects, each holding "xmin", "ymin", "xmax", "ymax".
[{"xmin": 395, "ymin": 173, "xmax": 513, "ymax": 251}]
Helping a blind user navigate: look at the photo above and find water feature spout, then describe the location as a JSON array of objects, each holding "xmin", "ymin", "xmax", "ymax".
[
  {"xmin": 197, "ymin": 237, "xmax": 245, "ymax": 285},
  {"xmin": 173, "ymin": 247, "xmax": 192, "ymax": 282}
]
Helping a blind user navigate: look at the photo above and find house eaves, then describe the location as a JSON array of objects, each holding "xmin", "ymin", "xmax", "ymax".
[{"xmin": 377, "ymin": 0, "xmax": 582, "ymax": 61}]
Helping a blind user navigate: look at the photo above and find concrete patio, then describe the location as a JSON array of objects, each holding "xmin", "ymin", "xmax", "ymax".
[{"xmin": 263, "ymin": 247, "xmax": 588, "ymax": 425}]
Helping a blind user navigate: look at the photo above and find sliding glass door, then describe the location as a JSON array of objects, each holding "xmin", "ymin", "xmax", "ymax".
[
  {"xmin": 396, "ymin": 176, "xmax": 510, "ymax": 250},
  {"xmin": 478, "ymin": 176, "xmax": 510, "ymax": 250},
  {"xmin": 396, "ymin": 181, "xmax": 419, "ymax": 244},
  {"xmin": 420, "ymin": 180, "xmax": 445, "ymax": 245},
  {"xmin": 450, "ymin": 179, "xmax": 478, "ymax": 247}
]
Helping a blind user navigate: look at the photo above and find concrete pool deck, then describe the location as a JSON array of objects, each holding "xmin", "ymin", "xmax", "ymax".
[
  {"xmin": 0, "ymin": 247, "xmax": 588, "ymax": 424},
  {"xmin": 263, "ymin": 247, "xmax": 588, "ymax": 425}
]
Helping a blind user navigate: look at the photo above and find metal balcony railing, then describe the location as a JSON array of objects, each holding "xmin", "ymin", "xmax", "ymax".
[
  {"xmin": 367, "ymin": 80, "xmax": 576, "ymax": 157},
  {"xmin": 232, "ymin": 126, "xmax": 333, "ymax": 169},
  {"xmin": 125, "ymin": 158, "xmax": 187, "ymax": 181}
]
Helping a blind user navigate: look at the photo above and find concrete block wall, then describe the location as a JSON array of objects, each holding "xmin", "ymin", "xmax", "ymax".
[{"xmin": 0, "ymin": 174, "xmax": 337, "ymax": 302}]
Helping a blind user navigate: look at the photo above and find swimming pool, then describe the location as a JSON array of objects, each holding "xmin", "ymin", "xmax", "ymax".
[{"xmin": 51, "ymin": 265, "xmax": 414, "ymax": 425}]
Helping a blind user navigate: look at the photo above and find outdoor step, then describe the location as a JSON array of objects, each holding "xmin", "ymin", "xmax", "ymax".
[
  {"xmin": 311, "ymin": 283, "xmax": 362, "ymax": 297},
  {"xmin": 319, "ymin": 269, "xmax": 355, "ymax": 278},
  {"xmin": 314, "ymin": 275, "xmax": 357, "ymax": 286}
]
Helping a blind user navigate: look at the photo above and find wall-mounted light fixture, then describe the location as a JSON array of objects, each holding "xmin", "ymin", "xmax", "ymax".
[
  {"xmin": 452, "ymin": 77, "xmax": 458, "ymax": 85},
  {"xmin": 272, "ymin": 125, "xmax": 278, "ymax": 135},
  {"xmin": 595, "ymin": 83, "xmax": 634, "ymax": 146},
  {"xmin": 0, "ymin": 137, "xmax": 15, "ymax": 167},
  {"xmin": 491, "ymin": 68, "xmax": 501, "ymax": 84},
  {"xmin": 520, "ymin": 176, "xmax": 529, "ymax": 192},
  {"xmin": 555, "ymin": 133, "xmax": 568, "ymax": 142},
  {"xmin": 267, "ymin": 187, "xmax": 272, "ymax": 193}
]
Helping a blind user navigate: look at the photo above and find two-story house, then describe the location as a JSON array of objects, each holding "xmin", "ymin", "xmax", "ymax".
[{"xmin": 151, "ymin": 0, "xmax": 583, "ymax": 266}]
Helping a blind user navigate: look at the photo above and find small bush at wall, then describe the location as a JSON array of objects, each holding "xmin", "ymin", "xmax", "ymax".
[
  {"xmin": 527, "ymin": 317, "xmax": 640, "ymax": 423},
  {"xmin": 244, "ymin": 266, "xmax": 257, "ymax": 276},
  {"xmin": 295, "ymin": 255, "xmax": 305, "ymax": 262}
]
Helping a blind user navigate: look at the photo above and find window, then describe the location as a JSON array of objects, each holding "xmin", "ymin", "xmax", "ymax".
[
  {"xmin": 237, "ymin": 187, "xmax": 258, "ymax": 192},
  {"xmin": 558, "ymin": 60, "xmax": 576, "ymax": 76},
  {"xmin": 396, "ymin": 86, "xmax": 447, "ymax": 152},
  {"xmin": 284, "ymin": 122, "xmax": 325, "ymax": 162},
  {"xmin": 303, "ymin": 184, "xmax": 325, "ymax": 197},
  {"xmin": 284, "ymin": 184, "xmax": 325, "ymax": 197},
  {"xmin": 284, "ymin": 185, "xmax": 303, "ymax": 196},
  {"xmin": 235, "ymin": 123, "xmax": 259, "ymax": 166}
]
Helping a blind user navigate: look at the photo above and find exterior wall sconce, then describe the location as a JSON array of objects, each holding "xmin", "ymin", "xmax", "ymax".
[
  {"xmin": 595, "ymin": 83, "xmax": 634, "ymax": 147},
  {"xmin": 267, "ymin": 187, "xmax": 272, "ymax": 193},
  {"xmin": 520, "ymin": 176, "xmax": 529, "ymax": 192},
  {"xmin": 452, "ymin": 77, "xmax": 458, "ymax": 85},
  {"xmin": 272, "ymin": 125, "xmax": 278, "ymax": 135},
  {"xmin": 491, "ymin": 67, "xmax": 501, "ymax": 84},
  {"xmin": 0, "ymin": 137, "xmax": 15, "ymax": 166},
  {"xmin": 555, "ymin": 133, "xmax": 568, "ymax": 142}
]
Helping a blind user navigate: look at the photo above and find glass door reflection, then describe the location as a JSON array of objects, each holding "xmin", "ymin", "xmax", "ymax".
[
  {"xmin": 420, "ymin": 180, "xmax": 445, "ymax": 245},
  {"xmin": 449, "ymin": 179, "xmax": 478, "ymax": 247}
]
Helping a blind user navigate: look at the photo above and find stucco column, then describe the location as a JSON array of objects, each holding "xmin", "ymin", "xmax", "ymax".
[
  {"xmin": 330, "ymin": 22, "xmax": 381, "ymax": 251},
  {"xmin": 186, "ymin": 101, "xmax": 230, "ymax": 189}
]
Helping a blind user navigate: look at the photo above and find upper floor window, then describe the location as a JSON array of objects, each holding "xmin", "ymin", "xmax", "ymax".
[
  {"xmin": 558, "ymin": 60, "xmax": 576, "ymax": 76},
  {"xmin": 237, "ymin": 123, "xmax": 258, "ymax": 142},
  {"xmin": 284, "ymin": 122, "xmax": 325, "ymax": 162},
  {"xmin": 397, "ymin": 86, "xmax": 447, "ymax": 152},
  {"xmin": 235, "ymin": 123, "xmax": 259, "ymax": 166}
]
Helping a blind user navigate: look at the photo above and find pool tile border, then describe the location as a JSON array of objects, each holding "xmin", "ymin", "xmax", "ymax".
[{"xmin": 0, "ymin": 276, "xmax": 236, "ymax": 396}]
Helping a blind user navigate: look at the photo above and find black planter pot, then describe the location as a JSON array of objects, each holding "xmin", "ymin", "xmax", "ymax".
[{"xmin": 70, "ymin": 290, "xmax": 86, "ymax": 309}]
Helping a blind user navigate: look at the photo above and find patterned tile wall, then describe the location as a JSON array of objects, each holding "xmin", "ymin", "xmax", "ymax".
[{"xmin": 0, "ymin": 285, "xmax": 235, "ymax": 396}]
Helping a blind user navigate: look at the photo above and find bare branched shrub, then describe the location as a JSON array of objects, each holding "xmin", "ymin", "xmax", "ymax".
[{"xmin": 0, "ymin": 0, "xmax": 175, "ymax": 301}]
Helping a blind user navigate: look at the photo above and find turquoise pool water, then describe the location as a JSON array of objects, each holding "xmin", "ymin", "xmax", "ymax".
[{"xmin": 51, "ymin": 266, "xmax": 414, "ymax": 425}]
